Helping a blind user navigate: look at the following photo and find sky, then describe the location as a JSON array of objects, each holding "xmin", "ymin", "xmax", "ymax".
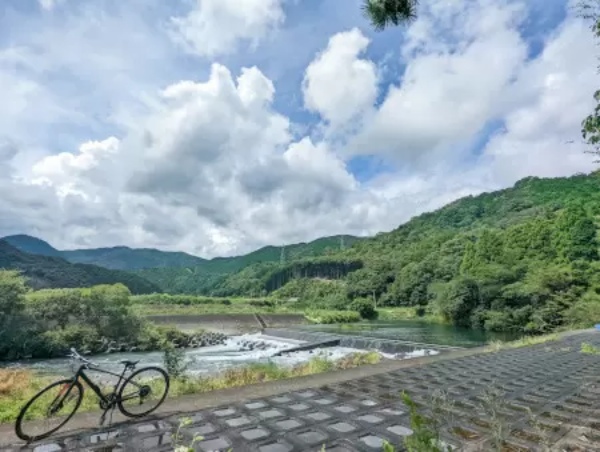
[{"xmin": 0, "ymin": 0, "xmax": 598, "ymax": 258}]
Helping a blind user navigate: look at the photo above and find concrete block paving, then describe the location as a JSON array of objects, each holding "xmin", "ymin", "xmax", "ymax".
[{"xmin": 6, "ymin": 332, "xmax": 600, "ymax": 451}]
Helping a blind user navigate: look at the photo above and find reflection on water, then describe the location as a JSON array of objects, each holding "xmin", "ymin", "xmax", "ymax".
[{"xmin": 299, "ymin": 320, "xmax": 522, "ymax": 348}]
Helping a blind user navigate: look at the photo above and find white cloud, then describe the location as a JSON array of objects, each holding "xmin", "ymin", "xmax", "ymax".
[
  {"xmin": 38, "ymin": 0, "xmax": 63, "ymax": 11},
  {"xmin": 353, "ymin": 0, "xmax": 529, "ymax": 164},
  {"xmin": 0, "ymin": 0, "xmax": 598, "ymax": 258},
  {"xmin": 170, "ymin": 0, "xmax": 286, "ymax": 58},
  {"xmin": 303, "ymin": 28, "xmax": 378, "ymax": 128}
]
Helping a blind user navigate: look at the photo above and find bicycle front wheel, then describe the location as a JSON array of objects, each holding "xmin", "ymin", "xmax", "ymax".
[
  {"xmin": 117, "ymin": 366, "xmax": 169, "ymax": 418},
  {"xmin": 15, "ymin": 379, "xmax": 83, "ymax": 442}
]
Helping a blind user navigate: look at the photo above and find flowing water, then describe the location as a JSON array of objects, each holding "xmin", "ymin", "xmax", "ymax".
[
  {"xmin": 0, "ymin": 334, "xmax": 369, "ymax": 379},
  {"xmin": 2, "ymin": 320, "xmax": 518, "ymax": 377},
  {"xmin": 299, "ymin": 319, "xmax": 522, "ymax": 348}
]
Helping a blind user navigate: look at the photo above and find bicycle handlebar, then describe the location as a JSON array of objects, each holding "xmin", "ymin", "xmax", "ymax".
[{"xmin": 68, "ymin": 348, "xmax": 98, "ymax": 368}]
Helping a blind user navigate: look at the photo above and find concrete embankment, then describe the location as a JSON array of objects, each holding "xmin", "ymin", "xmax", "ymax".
[{"xmin": 146, "ymin": 313, "xmax": 307, "ymax": 334}]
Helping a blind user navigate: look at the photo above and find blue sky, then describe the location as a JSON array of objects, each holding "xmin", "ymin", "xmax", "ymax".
[{"xmin": 0, "ymin": 0, "xmax": 597, "ymax": 257}]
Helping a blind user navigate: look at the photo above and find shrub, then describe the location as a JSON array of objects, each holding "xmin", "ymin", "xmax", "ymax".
[
  {"xmin": 163, "ymin": 344, "xmax": 188, "ymax": 379},
  {"xmin": 350, "ymin": 298, "xmax": 378, "ymax": 320}
]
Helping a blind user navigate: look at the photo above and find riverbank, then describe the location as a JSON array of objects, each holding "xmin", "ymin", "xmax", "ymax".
[
  {"xmin": 1, "ymin": 329, "xmax": 595, "ymax": 450},
  {"xmin": 0, "ymin": 351, "xmax": 381, "ymax": 423},
  {"xmin": 146, "ymin": 313, "xmax": 307, "ymax": 334}
]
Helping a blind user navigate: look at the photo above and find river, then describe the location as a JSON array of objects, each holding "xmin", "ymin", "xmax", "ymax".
[
  {"xmin": 1, "ymin": 320, "xmax": 517, "ymax": 378},
  {"xmin": 301, "ymin": 319, "xmax": 521, "ymax": 348}
]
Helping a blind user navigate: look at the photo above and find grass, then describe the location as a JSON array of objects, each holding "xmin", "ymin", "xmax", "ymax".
[
  {"xmin": 0, "ymin": 352, "xmax": 381, "ymax": 424},
  {"xmin": 485, "ymin": 333, "xmax": 559, "ymax": 352},
  {"xmin": 378, "ymin": 307, "xmax": 444, "ymax": 323},
  {"xmin": 581, "ymin": 342, "xmax": 600, "ymax": 354}
]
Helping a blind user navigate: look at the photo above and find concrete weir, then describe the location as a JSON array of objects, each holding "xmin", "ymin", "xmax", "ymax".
[
  {"xmin": 263, "ymin": 328, "xmax": 462, "ymax": 355},
  {"xmin": 271, "ymin": 338, "xmax": 341, "ymax": 357}
]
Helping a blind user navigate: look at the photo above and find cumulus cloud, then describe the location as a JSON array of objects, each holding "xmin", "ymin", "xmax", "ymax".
[
  {"xmin": 353, "ymin": 0, "xmax": 529, "ymax": 163},
  {"xmin": 170, "ymin": 0, "xmax": 286, "ymax": 58},
  {"xmin": 0, "ymin": 0, "xmax": 598, "ymax": 257},
  {"xmin": 303, "ymin": 28, "xmax": 378, "ymax": 128}
]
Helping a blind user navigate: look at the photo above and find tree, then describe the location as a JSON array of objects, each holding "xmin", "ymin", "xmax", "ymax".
[
  {"xmin": 362, "ymin": 0, "xmax": 418, "ymax": 31},
  {"xmin": 579, "ymin": 0, "xmax": 600, "ymax": 161}
]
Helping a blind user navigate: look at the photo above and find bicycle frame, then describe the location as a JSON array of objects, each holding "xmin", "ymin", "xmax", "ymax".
[{"xmin": 65, "ymin": 364, "xmax": 133, "ymax": 408}]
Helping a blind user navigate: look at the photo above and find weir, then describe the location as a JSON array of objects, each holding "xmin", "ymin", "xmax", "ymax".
[
  {"xmin": 271, "ymin": 338, "xmax": 341, "ymax": 357},
  {"xmin": 263, "ymin": 328, "xmax": 463, "ymax": 354}
]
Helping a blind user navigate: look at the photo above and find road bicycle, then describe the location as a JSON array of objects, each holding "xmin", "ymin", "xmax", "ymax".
[{"xmin": 15, "ymin": 348, "xmax": 170, "ymax": 442}]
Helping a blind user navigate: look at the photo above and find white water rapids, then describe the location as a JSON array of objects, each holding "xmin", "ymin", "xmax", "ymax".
[{"xmin": 1, "ymin": 333, "xmax": 439, "ymax": 378}]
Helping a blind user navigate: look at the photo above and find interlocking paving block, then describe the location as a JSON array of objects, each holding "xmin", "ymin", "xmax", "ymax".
[
  {"xmin": 33, "ymin": 445, "xmax": 62, "ymax": 452},
  {"xmin": 288, "ymin": 403, "xmax": 310, "ymax": 412},
  {"xmin": 359, "ymin": 435, "xmax": 386, "ymax": 449},
  {"xmin": 195, "ymin": 436, "xmax": 231, "ymax": 451},
  {"xmin": 357, "ymin": 414, "xmax": 384, "ymax": 424},
  {"xmin": 135, "ymin": 423, "xmax": 156, "ymax": 433},
  {"xmin": 258, "ymin": 409, "xmax": 285, "ymax": 419},
  {"xmin": 213, "ymin": 407, "xmax": 236, "ymax": 417},
  {"xmin": 295, "ymin": 390, "xmax": 317, "ymax": 398},
  {"xmin": 256, "ymin": 440, "xmax": 294, "ymax": 452},
  {"xmin": 295, "ymin": 429, "xmax": 328, "ymax": 445},
  {"xmin": 328, "ymin": 422, "xmax": 357, "ymax": 433},
  {"xmin": 226, "ymin": 416, "xmax": 252, "ymax": 427},
  {"xmin": 270, "ymin": 396, "xmax": 292, "ymax": 404},
  {"xmin": 333, "ymin": 405, "xmax": 357, "ymax": 413},
  {"xmin": 241, "ymin": 427, "xmax": 271, "ymax": 440},
  {"xmin": 246, "ymin": 401, "xmax": 268, "ymax": 410},
  {"xmin": 303, "ymin": 411, "xmax": 332, "ymax": 422},
  {"xmin": 386, "ymin": 425, "xmax": 413, "ymax": 437},
  {"xmin": 313, "ymin": 397, "xmax": 336, "ymax": 405},
  {"xmin": 189, "ymin": 423, "xmax": 217, "ymax": 436},
  {"xmin": 89, "ymin": 431, "xmax": 120, "ymax": 444},
  {"xmin": 136, "ymin": 433, "xmax": 172, "ymax": 450},
  {"xmin": 273, "ymin": 418, "xmax": 303, "ymax": 431}
]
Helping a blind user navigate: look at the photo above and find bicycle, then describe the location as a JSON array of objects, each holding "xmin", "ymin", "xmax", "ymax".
[{"xmin": 15, "ymin": 348, "xmax": 170, "ymax": 442}]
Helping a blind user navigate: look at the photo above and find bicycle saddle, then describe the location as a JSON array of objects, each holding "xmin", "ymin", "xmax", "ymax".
[{"xmin": 119, "ymin": 360, "xmax": 139, "ymax": 367}]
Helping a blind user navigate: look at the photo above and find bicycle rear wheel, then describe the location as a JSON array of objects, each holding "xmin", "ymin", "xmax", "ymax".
[
  {"xmin": 117, "ymin": 366, "xmax": 169, "ymax": 418},
  {"xmin": 15, "ymin": 379, "xmax": 83, "ymax": 442}
]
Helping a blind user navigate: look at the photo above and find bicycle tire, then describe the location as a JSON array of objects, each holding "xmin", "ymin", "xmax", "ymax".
[
  {"xmin": 15, "ymin": 379, "xmax": 83, "ymax": 442},
  {"xmin": 117, "ymin": 366, "xmax": 169, "ymax": 418}
]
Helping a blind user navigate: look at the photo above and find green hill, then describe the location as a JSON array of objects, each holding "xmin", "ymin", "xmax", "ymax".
[
  {"xmin": 62, "ymin": 246, "xmax": 207, "ymax": 270},
  {"xmin": 135, "ymin": 235, "xmax": 361, "ymax": 294},
  {"xmin": 0, "ymin": 240, "xmax": 159, "ymax": 294},
  {"xmin": 196, "ymin": 172, "xmax": 600, "ymax": 333},
  {"xmin": 2, "ymin": 234, "xmax": 63, "ymax": 257}
]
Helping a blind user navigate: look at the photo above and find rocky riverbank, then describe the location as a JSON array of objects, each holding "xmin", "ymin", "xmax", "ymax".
[{"xmin": 78, "ymin": 330, "xmax": 229, "ymax": 356}]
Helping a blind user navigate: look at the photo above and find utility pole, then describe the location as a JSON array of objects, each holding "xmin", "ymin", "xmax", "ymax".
[
  {"xmin": 280, "ymin": 246, "xmax": 285, "ymax": 265},
  {"xmin": 340, "ymin": 235, "xmax": 345, "ymax": 251}
]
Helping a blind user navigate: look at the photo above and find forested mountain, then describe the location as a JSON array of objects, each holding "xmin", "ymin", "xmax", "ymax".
[
  {"xmin": 135, "ymin": 235, "xmax": 361, "ymax": 294},
  {"xmin": 62, "ymin": 247, "xmax": 207, "ymax": 270},
  {"xmin": 0, "ymin": 241, "xmax": 159, "ymax": 294},
  {"xmin": 2, "ymin": 234, "xmax": 360, "ymax": 273},
  {"xmin": 2, "ymin": 234, "xmax": 63, "ymax": 257},
  {"xmin": 191, "ymin": 172, "xmax": 600, "ymax": 333}
]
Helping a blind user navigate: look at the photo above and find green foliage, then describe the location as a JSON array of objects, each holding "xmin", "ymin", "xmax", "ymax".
[
  {"xmin": 581, "ymin": 342, "xmax": 600, "ymax": 354},
  {"xmin": 401, "ymin": 391, "xmax": 450, "ymax": 452},
  {"xmin": 434, "ymin": 278, "xmax": 479, "ymax": 328},
  {"xmin": 305, "ymin": 310, "xmax": 361, "ymax": 324},
  {"xmin": 0, "ymin": 271, "xmax": 178, "ymax": 360},
  {"xmin": 163, "ymin": 344, "xmax": 188, "ymax": 379},
  {"xmin": 0, "ymin": 240, "xmax": 158, "ymax": 294},
  {"xmin": 362, "ymin": 0, "xmax": 418, "ymax": 31},
  {"xmin": 349, "ymin": 298, "xmax": 378, "ymax": 319}
]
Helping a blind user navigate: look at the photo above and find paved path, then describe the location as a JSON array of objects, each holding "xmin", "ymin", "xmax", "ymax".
[{"xmin": 3, "ymin": 331, "xmax": 600, "ymax": 451}]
